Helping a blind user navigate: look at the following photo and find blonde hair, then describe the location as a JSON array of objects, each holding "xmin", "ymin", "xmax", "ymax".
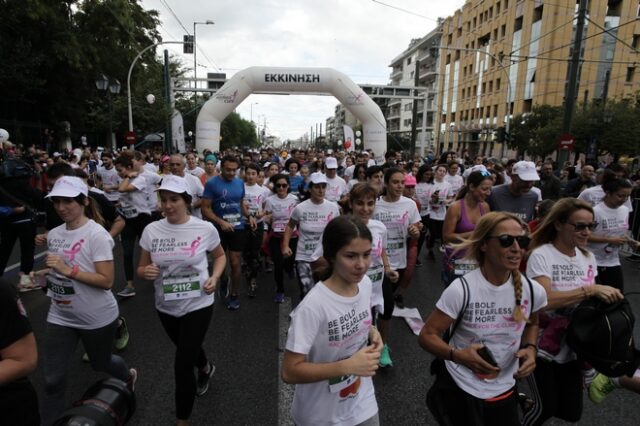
[
  {"xmin": 453, "ymin": 211, "xmax": 528, "ymax": 322},
  {"xmin": 529, "ymin": 198, "xmax": 593, "ymax": 255}
]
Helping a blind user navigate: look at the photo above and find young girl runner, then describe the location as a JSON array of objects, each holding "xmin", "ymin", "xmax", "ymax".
[{"xmin": 282, "ymin": 215, "xmax": 383, "ymax": 426}]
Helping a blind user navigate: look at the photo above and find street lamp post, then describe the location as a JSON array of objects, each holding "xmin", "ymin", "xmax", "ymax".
[
  {"xmin": 193, "ymin": 20, "xmax": 214, "ymax": 87},
  {"xmin": 250, "ymin": 102, "xmax": 259, "ymax": 123},
  {"xmin": 96, "ymin": 74, "xmax": 121, "ymax": 150}
]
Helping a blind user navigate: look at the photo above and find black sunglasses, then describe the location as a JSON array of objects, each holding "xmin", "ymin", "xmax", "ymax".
[
  {"xmin": 487, "ymin": 234, "xmax": 530, "ymax": 249},
  {"xmin": 275, "ymin": 183, "xmax": 289, "ymax": 188},
  {"xmin": 565, "ymin": 221, "xmax": 598, "ymax": 231}
]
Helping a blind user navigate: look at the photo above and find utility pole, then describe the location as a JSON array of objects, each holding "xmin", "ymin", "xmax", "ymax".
[
  {"xmin": 410, "ymin": 60, "xmax": 420, "ymax": 156},
  {"xmin": 163, "ymin": 49, "xmax": 173, "ymax": 153},
  {"xmin": 558, "ymin": 0, "xmax": 588, "ymax": 166}
]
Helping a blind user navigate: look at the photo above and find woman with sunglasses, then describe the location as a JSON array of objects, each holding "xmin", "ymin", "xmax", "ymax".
[
  {"xmin": 138, "ymin": 175, "xmax": 225, "ymax": 425},
  {"xmin": 587, "ymin": 174, "xmax": 636, "ymax": 292},
  {"xmin": 264, "ymin": 174, "xmax": 299, "ymax": 303},
  {"xmin": 522, "ymin": 198, "xmax": 624, "ymax": 426},
  {"xmin": 419, "ymin": 212, "xmax": 546, "ymax": 425},
  {"xmin": 282, "ymin": 172, "xmax": 340, "ymax": 300},
  {"xmin": 442, "ymin": 171, "xmax": 493, "ymax": 286}
]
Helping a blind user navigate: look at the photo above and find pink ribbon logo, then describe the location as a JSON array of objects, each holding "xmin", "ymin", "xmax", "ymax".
[
  {"xmin": 181, "ymin": 236, "xmax": 202, "ymax": 258},
  {"xmin": 63, "ymin": 239, "xmax": 85, "ymax": 262},
  {"xmin": 324, "ymin": 212, "xmax": 334, "ymax": 224},
  {"xmin": 372, "ymin": 238, "xmax": 383, "ymax": 258},
  {"xmin": 395, "ymin": 211, "xmax": 409, "ymax": 225},
  {"xmin": 581, "ymin": 265, "xmax": 595, "ymax": 284}
]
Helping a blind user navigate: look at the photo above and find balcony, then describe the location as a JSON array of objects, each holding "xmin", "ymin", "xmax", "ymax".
[{"xmin": 390, "ymin": 68, "xmax": 403, "ymax": 79}]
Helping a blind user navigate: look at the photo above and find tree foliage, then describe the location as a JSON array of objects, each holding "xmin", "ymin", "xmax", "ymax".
[
  {"xmin": 220, "ymin": 112, "xmax": 259, "ymax": 151},
  {"xmin": 509, "ymin": 105, "xmax": 563, "ymax": 159}
]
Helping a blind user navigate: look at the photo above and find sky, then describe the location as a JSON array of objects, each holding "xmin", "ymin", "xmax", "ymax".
[{"xmin": 141, "ymin": 0, "xmax": 467, "ymax": 142}]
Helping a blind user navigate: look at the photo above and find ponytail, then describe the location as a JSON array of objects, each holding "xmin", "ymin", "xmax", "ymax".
[
  {"xmin": 84, "ymin": 196, "xmax": 106, "ymax": 228},
  {"xmin": 512, "ymin": 270, "xmax": 526, "ymax": 322}
]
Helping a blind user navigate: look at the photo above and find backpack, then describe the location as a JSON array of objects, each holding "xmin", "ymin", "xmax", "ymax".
[
  {"xmin": 566, "ymin": 296, "xmax": 640, "ymax": 377},
  {"xmin": 0, "ymin": 157, "xmax": 34, "ymax": 179}
]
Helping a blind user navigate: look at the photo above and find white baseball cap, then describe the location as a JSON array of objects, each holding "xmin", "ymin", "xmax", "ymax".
[
  {"xmin": 157, "ymin": 175, "xmax": 192, "ymax": 195},
  {"xmin": 310, "ymin": 172, "xmax": 328, "ymax": 185},
  {"xmin": 512, "ymin": 161, "xmax": 540, "ymax": 181},
  {"xmin": 46, "ymin": 176, "xmax": 88, "ymax": 198},
  {"xmin": 325, "ymin": 157, "xmax": 338, "ymax": 169}
]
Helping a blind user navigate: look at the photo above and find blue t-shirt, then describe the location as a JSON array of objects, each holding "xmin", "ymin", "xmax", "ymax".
[
  {"xmin": 203, "ymin": 176, "xmax": 246, "ymax": 230},
  {"xmin": 288, "ymin": 174, "xmax": 304, "ymax": 195}
]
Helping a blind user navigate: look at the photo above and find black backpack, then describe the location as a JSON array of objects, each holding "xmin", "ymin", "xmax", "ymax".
[
  {"xmin": 567, "ymin": 296, "xmax": 640, "ymax": 377},
  {"xmin": 0, "ymin": 157, "xmax": 33, "ymax": 179}
]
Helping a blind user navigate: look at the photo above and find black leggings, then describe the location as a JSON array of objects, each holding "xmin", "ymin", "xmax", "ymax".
[
  {"xmin": 157, "ymin": 304, "xmax": 213, "ymax": 420},
  {"xmin": 522, "ymin": 359, "xmax": 583, "ymax": 426},
  {"xmin": 0, "ymin": 220, "xmax": 36, "ymax": 275},
  {"xmin": 379, "ymin": 268, "xmax": 405, "ymax": 321},
  {"xmin": 427, "ymin": 218, "xmax": 444, "ymax": 250},
  {"xmin": 596, "ymin": 265, "xmax": 624, "ymax": 292},
  {"xmin": 121, "ymin": 214, "xmax": 152, "ymax": 281},
  {"xmin": 417, "ymin": 215, "xmax": 429, "ymax": 256},
  {"xmin": 243, "ymin": 226, "xmax": 264, "ymax": 280},
  {"xmin": 268, "ymin": 235, "xmax": 297, "ymax": 293}
]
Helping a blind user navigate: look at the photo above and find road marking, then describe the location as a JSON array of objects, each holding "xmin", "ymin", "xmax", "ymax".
[
  {"xmin": 3, "ymin": 251, "xmax": 47, "ymax": 273},
  {"xmin": 278, "ymin": 297, "xmax": 294, "ymax": 426}
]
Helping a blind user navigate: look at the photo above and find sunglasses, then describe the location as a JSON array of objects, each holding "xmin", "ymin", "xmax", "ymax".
[
  {"xmin": 565, "ymin": 221, "xmax": 598, "ymax": 231},
  {"xmin": 275, "ymin": 183, "xmax": 289, "ymax": 188},
  {"xmin": 487, "ymin": 234, "xmax": 530, "ymax": 249}
]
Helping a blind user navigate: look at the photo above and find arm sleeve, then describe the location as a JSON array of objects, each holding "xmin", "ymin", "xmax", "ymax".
[
  {"xmin": 285, "ymin": 303, "xmax": 321, "ymax": 355},
  {"xmin": 526, "ymin": 249, "xmax": 551, "ymax": 280},
  {"xmin": 435, "ymin": 279, "xmax": 464, "ymax": 320},
  {"xmin": 90, "ymin": 228, "xmax": 115, "ymax": 262}
]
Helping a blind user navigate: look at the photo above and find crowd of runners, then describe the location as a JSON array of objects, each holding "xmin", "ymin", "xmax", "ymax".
[{"xmin": 2, "ymin": 141, "xmax": 640, "ymax": 425}]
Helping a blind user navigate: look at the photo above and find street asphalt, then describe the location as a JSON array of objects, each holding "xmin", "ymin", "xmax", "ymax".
[{"xmin": 4, "ymin": 237, "xmax": 640, "ymax": 425}]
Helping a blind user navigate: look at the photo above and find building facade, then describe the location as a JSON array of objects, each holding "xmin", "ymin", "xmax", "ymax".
[
  {"xmin": 437, "ymin": 0, "xmax": 640, "ymax": 158},
  {"xmin": 387, "ymin": 28, "xmax": 442, "ymax": 154}
]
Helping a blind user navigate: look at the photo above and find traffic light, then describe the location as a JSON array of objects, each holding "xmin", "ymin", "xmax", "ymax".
[{"xmin": 183, "ymin": 35, "xmax": 194, "ymax": 54}]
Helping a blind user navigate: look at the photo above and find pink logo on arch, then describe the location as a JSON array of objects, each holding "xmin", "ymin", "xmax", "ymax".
[
  {"xmin": 63, "ymin": 239, "xmax": 85, "ymax": 262},
  {"xmin": 181, "ymin": 236, "xmax": 202, "ymax": 257}
]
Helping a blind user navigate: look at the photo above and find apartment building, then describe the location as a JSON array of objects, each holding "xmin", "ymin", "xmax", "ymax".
[
  {"xmin": 327, "ymin": 103, "xmax": 358, "ymax": 144},
  {"xmin": 438, "ymin": 0, "xmax": 640, "ymax": 158},
  {"xmin": 387, "ymin": 27, "xmax": 442, "ymax": 154}
]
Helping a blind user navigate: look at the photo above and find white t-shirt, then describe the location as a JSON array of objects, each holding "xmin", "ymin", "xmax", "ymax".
[
  {"xmin": 526, "ymin": 243, "xmax": 597, "ymax": 363},
  {"xmin": 588, "ymin": 203, "xmax": 630, "ymax": 267},
  {"xmin": 415, "ymin": 182, "xmax": 433, "ymax": 217},
  {"xmin": 343, "ymin": 165, "xmax": 355, "ymax": 181},
  {"xmin": 373, "ymin": 196, "xmax": 421, "ymax": 269},
  {"xmin": 291, "ymin": 199, "xmax": 341, "ymax": 262},
  {"xmin": 437, "ymin": 269, "xmax": 548, "ymax": 399},
  {"xmin": 310, "ymin": 219, "xmax": 387, "ymax": 314},
  {"xmin": 264, "ymin": 193, "xmax": 299, "ymax": 234},
  {"xmin": 119, "ymin": 175, "xmax": 151, "ymax": 218},
  {"xmin": 531, "ymin": 186, "xmax": 542, "ymax": 202},
  {"xmin": 445, "ymin": 174, "xmax": 464, "ymax": 198},
  {"xmin": 183, "ymin": 173, "xmax": 205, "ymax": 219},
  {"xmin": 347, "ymin": 179, "xmax": 362, "ymax": 191},
  {"xmin": 325, "ymin": 176, "xmax": 348, "ymax": 203},
  {"xmin": 286, "ymin": 278, "xmax": 378, "ymax": 426},
  {"xmin": 143, "ymin": 162, "xmax": 158, "ymax": 174},
  {"xmin": 142, "ymin": 169, "xmax": 162, "ymax": 213},
  {"xmin": 46, "ymin": 219, "xmax": 118, "ymax": 329},
  {"xmin": 97, "ymin": 166, "xmax": 121, "ymax": 202},
  {"xmin": 578, "ymin": 185, "xmax": 633, "ymax": 211},
  {"xmin": 244, "ymin": 183, "xmax": 271, "ymax": 223},
  {"xmin": 187, "ymin": 166, "xmax": 205, "ymax": 178},
  {"xmin": 426, "ymin": 180, "xmax": 453, "ymax": 221},
  {"xmin": 139, "ymin": 217, "xmax": 221, "ymax": 317}
]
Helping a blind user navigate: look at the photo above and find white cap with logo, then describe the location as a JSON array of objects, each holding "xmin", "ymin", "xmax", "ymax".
[
  {"xmin": 512, "ymin": 161, "xmax": 540, "ymax": 181},
  {"xmin": 46, "ymin": 176, "xmax": 89, "ymax": 198},
  {"xmin": 310, "ymin": 172, "xmax": 328, "ymax": 185},
  {"xmin": 157, "ymin": 175, "xmax": 192, "ymax": 195},
  {"xmin": 324, "ymin": 157, "xmax": 338, "ymax": 169}
]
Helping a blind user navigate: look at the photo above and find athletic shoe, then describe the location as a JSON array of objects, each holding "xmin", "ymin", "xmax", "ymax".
[
  {"xmin": 82, "ymin": 352, "xmax": 90, "ymax": 363},
  {"xmin": 248, "ymin": 280, "xmax": 257, "ymax": 298},
  {"xmin": 18, "ymin": 274, "xmax": 38, "ymax": 292},
  {"xmin": 379, "ymin": 344, "xmax": 393, "ymax": 367},
  {"xmin": 227, "ymin": 295, "xmax": 240, "ymax": 311},
  {"xmin": 127, "ymin": 368, "xmax": 138, "ymax": 392},
  {"xmin": 394, "ymin": 294, "xmax": 405, "ymax": 309},
  {"xmin": 274, "ymin": 292, "xmax": 285, "ymax": 303},
  {"xmin": 115, "ymin": 316, "xmax": 129, "ymax": 351},
  {"xmin": 589, "ymin": 373, "xmax": 616, "ymax": 404},
  {"xmin": 196, "ymin": 362, "xmax": 216, "ymax": 396},
  {"xmin": 117, "ymin": 287, "xmax": 136, "ymax": 298},
  {"xmin": 439, "ymin": 244, "xmax": 445, "ymax": 253}
]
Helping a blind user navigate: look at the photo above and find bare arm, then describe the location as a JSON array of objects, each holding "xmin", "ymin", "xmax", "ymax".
[
  {"xmin": 109, "ymin": 216, "xmax": 125, "ymax": 238},
  {"xmin": 533, "ymin": 275, "xmax": 623, "ymax": 310},
  {"xmin": 45, "ymin": 255, "xmax": 114, "ymax": 290},
  {"xmin": 282, "ymin": 218, "xmax": 298, "ymax": 257}
]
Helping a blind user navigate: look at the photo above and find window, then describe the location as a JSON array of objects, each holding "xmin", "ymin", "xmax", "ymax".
[
  {"xmin": 403, "ymin": 118, "xmax": 412, "ymax": 127},
  {"xmin": 493, "ymin": 104, "xmax": 498, "ymax": 116},
  {"xmin": 514, "ymin": 16, "xmax": 523, "ymax": 32},
  {"xmin": 626, "ymin": 67, "xmax": 635, "ymax": 83},
  {"xmin": 489, "ymin": 80, "xmax": 493, "ymax": 92},
  {"xmin": 404, "ymin": 103, "xmax": 412, "ymax": 111},
  {"xmin": 407, "ymin": 57, "xmax": 412, "ymax": 65},
  {"xmin": 493, "ymin": 28, "xmax": 498, "ymax": 40},
  {"xmin": 496, "ymin": 78, "xmax": 501, "ymax": 91},
  {"xmin": 533, "ymin": 5, "xmax": 543, "ymax": 22},
  {"xmin": 496, "ymin": 2, "xmax": 501, "ymax": 14},
  {"xmin": 410, "ymin": 71, "xmax": 415, "ymax": 79},
  {"xmin": 501, "ymin": 24, "xmax": 506, "ymax": 38},
  {"xmin": 633, "ymin": 34, "xmax": 640, "ymax": 49},
  {"xmin": 482, "ymin": 82, "xmax": 486, "ymax": 94}
]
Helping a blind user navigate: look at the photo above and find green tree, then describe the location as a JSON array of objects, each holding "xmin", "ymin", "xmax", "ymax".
[
  {"xmin": 509, "ymin": 105, "xmax": 563, "ymax": 159},
  {"xmin": 220, "ymin": 112, "xmax": 258, "ymax": 151}
]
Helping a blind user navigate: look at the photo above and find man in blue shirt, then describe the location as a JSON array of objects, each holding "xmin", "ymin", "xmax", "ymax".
[{"xmin": 202, "ymin": 155, "xmax": 256, "ymax": 310}]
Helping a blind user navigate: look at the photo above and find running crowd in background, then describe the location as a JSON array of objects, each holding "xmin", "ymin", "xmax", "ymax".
[{"xmin": 2, "ymin": 136, "xmax": 640, "ymax": 425}]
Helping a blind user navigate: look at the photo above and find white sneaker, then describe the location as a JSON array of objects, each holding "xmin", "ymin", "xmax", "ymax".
[{"xmin": 18, "ymin": 274, "xmax": 38, "ymax": 292}]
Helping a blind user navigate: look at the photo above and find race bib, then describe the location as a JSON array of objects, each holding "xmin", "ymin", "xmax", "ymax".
[
  {"xmin": 367, "ymin": 264, "xmax": 384, "ymax": 285},
  {"xmin": 273, "ymin": 221, "xmax": 287, "ymax": 233},
  {"xmin": 223, "ymin": 213, "xmax": 241, "ymax": 227},
  {"xmin": 162, "ymin": 274, "xmax": 201, "ymax": 301},
  {"xmin": 328, "ymin": 374, "xmax": 359, "ymax": 394},
  {"xmin": 387, "ymin": 240, "xmax": 405, "ymax": 251},
  {"xmin": 47, "ymin": 274, "xmax": 75, "ymax": 296},
  {"xmin": 120, "ymin": 206, "xmax": 138, "ymax": 218},
  {"xmin": 454, "ymin": 259, "xmax": 477, "ymax": 275}
]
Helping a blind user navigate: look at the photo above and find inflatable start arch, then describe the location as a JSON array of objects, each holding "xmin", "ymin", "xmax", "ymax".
[{"xmin": 196, "ymin": 66, "xmax": 387, "ymax": 155}]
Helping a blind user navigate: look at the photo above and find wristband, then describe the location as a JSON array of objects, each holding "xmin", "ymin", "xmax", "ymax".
[
  {"xmin": 68, "ymin": 265, "xmax": 79, "ymax": 279},
  {"xmin": 449, "ymin": 347, "xmax": 456, "ymax": 362}
]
